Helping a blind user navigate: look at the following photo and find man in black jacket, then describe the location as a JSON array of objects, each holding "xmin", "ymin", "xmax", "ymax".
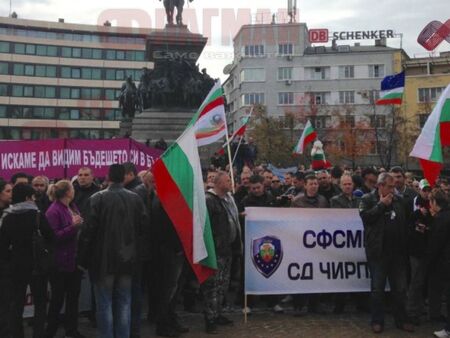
[
  {"xmin": 427, "ymin": 189, "xmax": 450, "ymax": 338},
  {"xmin": 32, "ymin": 175, "xmax": 51, "ymax": 214},
  {"xmin": 0, "ymin": 179, "xmax": 12, "ymax": 338},
  {"xmin": 123, "ymin": 162, "xmax": 142, "ymax": 191},
  {"xmin": 317, "ymin": 170, "xmax": 341, "ymax": 202},
  {"xmin": 203, "ymin": 171, "xmax": 242, "ymax": 334},
  {"xmin": 73, "ymin": 167, "xmax": 100, "ymax": 326},
  {"xmin": 359, "ymin": 173, "xmax": 414, "ymax": 334},
  {"xmin": 78, "ymin": 164, "xmax": 147, "ymax": 338}
]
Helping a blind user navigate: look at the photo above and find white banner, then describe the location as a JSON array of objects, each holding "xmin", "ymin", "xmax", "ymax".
[{"xmin": 245, "ymin": 208, "xmax": 371, "ymax": 295}]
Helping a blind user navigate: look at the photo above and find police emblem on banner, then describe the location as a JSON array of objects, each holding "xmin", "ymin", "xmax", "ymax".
[{"xmin": 251, "ymin": 236, "xmax": 283, "ymax": 278}]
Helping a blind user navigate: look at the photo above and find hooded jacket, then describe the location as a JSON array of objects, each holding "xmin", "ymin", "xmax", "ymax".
[{"xmin": 0, "ymin": 201, "xmax": 54, "ymax": 278}]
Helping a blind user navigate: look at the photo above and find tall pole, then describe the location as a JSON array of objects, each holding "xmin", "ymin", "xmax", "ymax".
[{"xmin": 225, "ymin": 132, "xmax": 236, "ymax": 194}]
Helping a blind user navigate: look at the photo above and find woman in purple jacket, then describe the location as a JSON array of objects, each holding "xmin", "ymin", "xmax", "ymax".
[{"xmin": 45, "ymin": 180, "xmax": 85, "ymax": 338}]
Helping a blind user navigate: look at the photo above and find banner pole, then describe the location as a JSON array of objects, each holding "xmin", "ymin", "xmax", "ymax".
[
  {"xmin": 244, "ymin": 293, "xmax": 248, "ymax": 324},
  {"xmin": 225, "ymin": 132, "xmax": 236, "ymax": 194},
  {"xmin": 231, "ymin": 135, "xmax": 244, "ymax": 166}
]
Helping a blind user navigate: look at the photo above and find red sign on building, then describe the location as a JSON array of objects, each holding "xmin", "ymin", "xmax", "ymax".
[{"xmin": 309, "ymin": 29, "xmax": 329, "ymax": 43}]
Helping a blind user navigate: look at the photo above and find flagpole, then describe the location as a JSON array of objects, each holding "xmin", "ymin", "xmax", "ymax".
[
  {"xmin": 225, "ymin": 132, "xmax": 236, "ymax": 194},
  {"xmin": 232, "ymin": 135, "xmax": 244, "ymax": 165}
]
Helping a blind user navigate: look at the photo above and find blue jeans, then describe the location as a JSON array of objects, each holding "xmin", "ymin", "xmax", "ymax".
[
  {"xmin": 368, "ymin": 254, "xmax": 408, "ymax": 326},
  {"xmin": 94, "ymin": 275, "xmax": 132, "ymax": 338}
]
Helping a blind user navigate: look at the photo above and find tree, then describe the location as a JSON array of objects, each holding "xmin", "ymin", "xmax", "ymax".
[
  {"xmin": 324, "ymin": 108, "xmax": 374, "ymax": 169},
  {"xmin": 249, "ymin": 105, "xmax": 296, "ymax": 166}
]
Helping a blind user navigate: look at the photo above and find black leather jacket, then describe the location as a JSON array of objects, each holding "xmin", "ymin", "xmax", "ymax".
[
  {"xmin": 359, "ymin": 190, "xmax": 407, "ymax": 260},
  {"xmin": 427, "ymin": 209, "xmax": 450, "ymax": 279},
  {"xmin": 330, "ymin": 193, "xmax": 360, "ymax": 209},
  {"xmin": 77, "ymin": 183, "xmax": 148, "ymax": 281}
]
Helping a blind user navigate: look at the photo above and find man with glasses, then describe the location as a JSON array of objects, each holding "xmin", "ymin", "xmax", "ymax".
[
  {"xmin": 270, "ymin": 176, "xmax": 284, "ymax": 198},
  {"xmin": 359, "ymin": 173, "xmax": 414, "ymax": 334}
]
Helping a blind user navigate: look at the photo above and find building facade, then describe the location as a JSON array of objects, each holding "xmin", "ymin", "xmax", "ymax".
[
  {"xmin": 0, "ymin": 16, "xmax": 154, "ymax": 140},
  {"xmin": 223, "ymin": 22, "xmax": 406, "ymax": 166},
  {"xmin": 401, "ymin": 52, "xmax": 450, "ymax": 169}
]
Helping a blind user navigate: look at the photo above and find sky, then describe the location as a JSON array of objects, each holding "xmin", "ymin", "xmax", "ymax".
[{"xmin": 1, "ymin": 0, "xmax": 449, "ymax": 80}]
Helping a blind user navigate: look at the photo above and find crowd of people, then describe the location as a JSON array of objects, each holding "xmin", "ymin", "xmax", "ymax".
[{"xmin": 0, "ymin": 160, "xmax": 449, "ymax": 338}]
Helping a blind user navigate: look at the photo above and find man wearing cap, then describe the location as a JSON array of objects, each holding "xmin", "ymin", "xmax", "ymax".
[{"xmin": 406, "ymin": 179, "xmax": 433, "ymax": 324}]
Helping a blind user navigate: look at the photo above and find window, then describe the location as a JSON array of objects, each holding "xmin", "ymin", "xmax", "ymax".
[
  {"xmin": 12, "ymin": 85, "xmax": 23, "ymax": 96},
  {"xmin": 240, "ymin": 68, "xmax": 265, "ymax": 82},
  {"xmin": 13, "ymin": 64, "xmax": 24, "ymax": 76},
  {"xmin": 71, "ymin": 68, "xmax": 81, "ymax": 79},
  {"xmin": 0, "ymin": 105, "xmax": 6, "ymax": 118},
  {"xmin": 242, "ymin": 93, "xmax": 264, "ymax": 106},
  {"xmin": 91, "ymin": 88, "xmax": 101, "ymax": 100},
  {"xmin": 369, "ymin": 64, "xmax": 384, "ymax": 78},
  {"xmin": 116, "ymin": 50, "xmax": 125, "ymax": 60},
  {"xmin": 116, "ymin": 70, "xmax": 125, "ymax": 81},
  {"xmin": 25, "ymin": 44, "xmax": 35, "ymax": 55},
  {"xmin": 81, "ymin": 88, "xmax": 91, "ymax": 99},
  {"xmin": 92, "ymin": 69, "xmax": 102, "ymax": 80},
  {"xmin": 70, "ymin": 109, "xmax": 80, "ymax": 120},
  {"xmin": 46, "ymin": 66, "xmax": 56, "ymax": 77},
  {"xmin": 60, "ymin": 88, "xmax": 70, "ymax": 99},
  {"xmin": 71, "ymin": 88, "xmax": 80, "ymax": 99},
  {"xmin": 24, "ymin": 65, "xmax": 34, "ymax": 76},
  {"xmin": 418, "ymin": 87, "xmax": 445, "ymax": 103},
  {"xmin": 105, "ymin": 69, "xmax": 115, "ymax": 80},
  {"xmin": 81, "ymin": 68, "xmax": 92, "ymax": 79},
  {"xmin": 339, "ymin": 65, "xmax": 354, "ymax": 79},
  {"xmin": 278, "ymin": 67, "xmax": 293, "ymax": 80},
  {"xmin": 0, "ymin": 62, "xmax": 7, "ymax": 75},
  {"xmin": 47, "ymin": 46, "xmax": 57, "ymax": 57},
  {"xmin": 23, "ymin": 86, "xmax": 33, "ymax": 97},
  {"xmin": 61, "ymin": 47, "xmax": 71, "ymax": 58},
  {"xmin": 0, "ymin": 41, "xmax": 10, "ymax": 53},
  {"xmin": 34, "ymin": 86, "xmax": 45, "ymax": 98},
  {"xmin": 244, "ymin": 45, "xmax": 265, "ymax": 57},
  {"xmin": 72, "ymin": 48, "xmax": 81, "ymax": 58},
  {"xmin": 339, "ymin": 91, "xmax": 355, "ymax": 104},
  {"xmin": 36, "ymin": 45, "xmax": 47, "ymax": 56},
  {"xmin": 0, "ymin": 84, "xmax": 7, "ymax": 96},
  {"xmin": 309, "ymin": 92, "xmax": 327, "ymax": 105},
  {"xmin": 368, "ymin": 90, "xmax": 380, "ymax": 104},
  {"xmin": 105, "ymin": 89, "xmax": 118, "ymax": 100},
  {"xmin": 92, "ymin": 49, "xmax": 102, "ymax": 59},
  {"xmin": 312, "ymin": 67, "xmax": 326, "ymax": 80},
  {"xmin": 106, "ymin": 50, "xmax": 115, "ymax": 60},
  {"xmin": 61, "ymin": 67, "xmax": 71, "ymax": 78},
  {"xmin": 45, "ymin": 87, "xmax": 56, "ymax": 98},
  {"xmin": 82, "ymin": 48, "xmax": 92, "ymax": 59},
  {"xmin": 278, "ymin": 92, "xmax": 294, "ymax": 105},
  {"xmin": 135, "ymin": 51, "xmax": 145, "ymax": 61},
  {"xmin": 311, "ymin": 116, "xmax": 329, "ymax": 129},
  {"xmin": 14, "ymin": 43, "xmax": 25, "ymax": 54},
  {"xmin": 278, "ymin": 43, "xmax": 293, "ymax": 56}
]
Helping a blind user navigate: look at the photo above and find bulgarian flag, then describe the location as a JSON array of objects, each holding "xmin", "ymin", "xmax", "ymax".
[
  {"xmin": 410, "ymin": 84, "xmax": 450, "ymax": 187},
  {"xmin": 152, "ymin": 110, "xmax": 218, "ymax": 283},
  {"xmin": 195, "ymin": 81, "xmax": 227, "ymax": 146},
  {"xmin": 293, "ymin": 120, "xmax": 317, "ymax": 154},
  {"xmin": 376, "ymin": 71, "xmax": 405, "ymax": 105}
]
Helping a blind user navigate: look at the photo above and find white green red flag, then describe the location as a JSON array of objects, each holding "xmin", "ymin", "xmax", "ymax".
[
  {"xmin": 152, "ymin": 114, "xmax": 217, "ymax": 283},
  {"xmin": 376, "ymin": 71, "xmax": 405, "ymax": 105},
  {"xmin": 410, "ymin": 84, "xmax": 450, "ymax": 186},
  {"xmin": 217, "ymin": 107, "xmax": 254, "ymax": 154},
  {"xmin": 293, "ymin": 120, "xmax": 317, "ymax": 154},
  {"xmin": 194, "ymin": 81, "xmax": 227, "ymax": 146}
]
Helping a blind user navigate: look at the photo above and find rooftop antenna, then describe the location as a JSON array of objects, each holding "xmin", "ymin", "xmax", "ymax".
[
  {"xmin": 9, "ymin": 0, "xmax": 12, "ymax": 16},
  {"xmin": 288, "ymin": 0, "xmax": 297, "ymax": 23}
]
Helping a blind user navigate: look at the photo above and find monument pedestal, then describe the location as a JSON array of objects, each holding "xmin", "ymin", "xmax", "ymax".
[{"xmin": 126, "ymin": 108, "xmax": 196, "ymax": 144}]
